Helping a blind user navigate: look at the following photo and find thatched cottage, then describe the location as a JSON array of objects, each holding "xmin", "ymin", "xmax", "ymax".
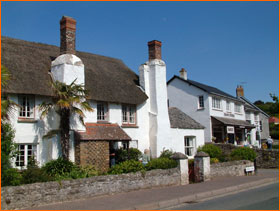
[{"xmin": 2, "ymin": 16, "xmax": 204, "ymax": 171}]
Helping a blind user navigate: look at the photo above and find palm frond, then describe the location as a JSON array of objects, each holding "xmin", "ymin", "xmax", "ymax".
[
  {"xmin": 38, "ymin": 102, "xmax": 54, "ymax": 119},
  {"xmin": 43, "ymin": 129, "xmax": 61, "ymax": 139}
]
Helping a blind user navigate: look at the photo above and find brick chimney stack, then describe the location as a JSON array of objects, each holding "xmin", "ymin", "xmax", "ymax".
[
  {"xmin": 60, "ymin": 16, "xmax": 76, "ymax": 55},
  {"xmin": 236, "ymin": 85, "xmax": 244, "ymax": 97},
  {"xmin": 148, "ymin": 40, "xmax": 162, "ymax": 60}
]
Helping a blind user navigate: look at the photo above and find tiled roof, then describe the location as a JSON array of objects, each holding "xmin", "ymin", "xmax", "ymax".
[
  {"xmin": 78, "ymin": 123, "xmax": 131, "ymax": 141},
  {"xmin": 211, "ymin": 116, "xmax": 255, "ymax": 128},
  {"xmin": 169, "ymin": 107, "xmax": 205, "ymax": 129}
]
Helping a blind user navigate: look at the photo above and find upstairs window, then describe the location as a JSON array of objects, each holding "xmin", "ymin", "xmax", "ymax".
[
  {"xmin": 122, "ymin": 105, "xmax": 136, "ymax": 125},
  {"xmin": 198, "ymin": 96, "xmax": 204, "ymax": 109},
  {"xmin": 226, "ymin": 101, "xmax": 231, "ymax": 112},
  {"xmin": 19, "ymin": 95, "xmax": 35, "ymax": 118},
  {"xmin": 234, "ymin": 103, "xmax": 241, "ymax": 113},
  {"xmin": 97, "ymin": 102, "xmax": 109, "ymax": 121},
  {"xmin": 212, "ymin": 97, "xmax": 221, "ymax": 110},
  {"xmin": 245, "ymin": 112, "xmax": 251, "ymax": 121}
]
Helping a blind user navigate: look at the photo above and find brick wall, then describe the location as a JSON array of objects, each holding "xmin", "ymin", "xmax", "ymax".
[{"xmin": 75, "ymin": 140, "xmax": 109, "ymax": 172}]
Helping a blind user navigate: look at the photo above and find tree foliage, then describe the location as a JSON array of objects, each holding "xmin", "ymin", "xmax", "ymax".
[
  {"xmin": 254, "ymin": 94, "xmax": 279, "ymax": 117},
  {"xmin": 39, "ymin": 79, "xmax": 93, "ymax": 160}
]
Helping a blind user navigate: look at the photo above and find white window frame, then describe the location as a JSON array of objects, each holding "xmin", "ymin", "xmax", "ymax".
[
  {"xmin": 198, "ymin": 96, "xmax": 204, "ymax": 109},
  {"xmin": 212, "ymin": 97, "xmax": 221, "ymax": 110},
  {"xmin": 184, "ymin": 136, "xmax": 196, "ymax": 157},
  {"xmin": 15, "ymin": 144, "xmax": 37, "ymax": 168},
  {"xmin": 97, "ymin": 102, "xmax": 109, "ymax": 121},
  {"xmin": 245, "ymin": 112, "xmax": 251, "ymax": 121},
  {"xmin": 226, "ymin": 101, "xmax": 231, "ymax": 112},
  {"xmin": 122, "ymin": 104, "xmax": 136, "ymax": 125},
  {"xmin": 234, "ymin": 103, "xmax": 241, "ymax": 113},
  {"xmin": 18, "ymin": 95, "xmax": 35, "ymax": 118}
]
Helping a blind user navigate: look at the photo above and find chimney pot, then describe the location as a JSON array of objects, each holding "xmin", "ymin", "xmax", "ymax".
[
  {"xmin": 179, "ymin": 68, "xmax": 187, "ymax": 80},
  {"xmin": 236, "ymin": 85, "xmax": 244, "ymax": 97},
  {"xmin": 60, "ymin": 16, "xmax": 76, "ymax": 55},
  {"xmin": 148, "ymin": 40, "xmax": 162, "ymax": 60}
]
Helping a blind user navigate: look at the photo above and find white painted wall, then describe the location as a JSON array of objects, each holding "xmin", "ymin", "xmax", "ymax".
[{"xmin": 167, "ymin": 78, "xmax": 211, "ymax": 142}]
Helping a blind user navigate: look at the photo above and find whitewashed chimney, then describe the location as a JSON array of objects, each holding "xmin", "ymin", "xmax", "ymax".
[
  {"xmin": 51, "ymin": 16, "xmax": 85, "ymax": 86},
  {"xmin": 139, "ymin": 40, "xmax": 171, "ymax": 158},
  {"xmin": 179, "ymin": 68, "xmax": 187, "ymax": 80}
]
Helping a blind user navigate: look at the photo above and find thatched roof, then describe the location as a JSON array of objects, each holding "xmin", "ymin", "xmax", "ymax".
[
  {"xmin": 168, "ymin": 107, "xmax": 205, "ymax": 129},
  {"xmin": 1, "ymin": 36, "xmax": 148, "ymax": 105}
]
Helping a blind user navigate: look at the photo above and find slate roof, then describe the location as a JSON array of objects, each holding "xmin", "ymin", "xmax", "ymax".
[
  {"xmin": 211, "ymin": 116, "xmax": 255, "ymax": 128},
  {"xmin": 77, "ymin": 123, "xmax": 131, "ymax": 141},
  {"xmin": 239, "ymin": 96, "xmax": 270, "ymax": 117},
  {"xmin": 1, "ymin": 37, "xmax": 148, "ymax": 105},
  {"xmin": 167, "ymin": 76, "xmax": 242, "ymax": 102},
  {"xmin": 168, "ymin": 107, "xmax": 205, "ymax": 129}
]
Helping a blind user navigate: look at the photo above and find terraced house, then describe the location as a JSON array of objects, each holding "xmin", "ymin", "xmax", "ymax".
[
  {"xmin": 167, "ymin": 68, "xmax": 269, "ymax": 147},
  {"xmin": 2, "ymin": 16, "xmax": 205, "ymax": 171}
]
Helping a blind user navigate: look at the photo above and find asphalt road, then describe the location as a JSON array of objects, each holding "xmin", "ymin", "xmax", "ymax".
[{"xmin": 169, "ymin": 183, "xmax": 279, "ymax": 210}]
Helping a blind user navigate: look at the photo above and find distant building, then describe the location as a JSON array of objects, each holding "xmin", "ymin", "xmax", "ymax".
[{"xmin": 167, "ymin": 68, "xmax": 268, "ymax": 147}]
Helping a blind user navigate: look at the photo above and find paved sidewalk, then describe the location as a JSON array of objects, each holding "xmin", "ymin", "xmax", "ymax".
[{"xmin": 26, "ymin": 169, "xmax": 278, "ymax": 210}]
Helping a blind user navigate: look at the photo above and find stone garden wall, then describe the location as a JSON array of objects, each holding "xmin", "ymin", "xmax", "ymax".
[
  {"xmin": 1, "ymin": 168, "xmax": 180, "ymax": 210},
  {"xmin": 212, "ymin": 143, "xmax": 279, "ymax": 168},
  {"xmin": 210, "ymin": 160, "xmax": 254, "ymax": 178}
]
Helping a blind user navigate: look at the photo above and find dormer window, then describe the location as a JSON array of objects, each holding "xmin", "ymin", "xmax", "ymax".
[
  {"xmin": 122, "ymin": 104, "xmax": 136, "ymax": 125},
  {"xmin": 97, "ymin": 102, "xmax": 109, "ymax": 121},
  {"xmin": 19, "ymin": 95, "xmax": 35, "ymax": 118}
]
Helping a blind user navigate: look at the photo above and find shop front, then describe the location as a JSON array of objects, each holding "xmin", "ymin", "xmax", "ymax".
[{"xmin": 211, "ymin": 116, "xmax": 255, "ymax": 146}]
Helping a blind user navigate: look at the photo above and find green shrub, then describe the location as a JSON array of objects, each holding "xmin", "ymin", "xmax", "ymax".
[
  {"xmin": 42, "ymin": 157, "xmax": 75, "ymax": 177},
  {"xmin": 197, "ymin": 144, "xmax": 222, "ymax": 159},
  {"xmin": 108, "ymin": 160, "xmax": 144, "ymax": 174},
  {"xmin": 2, "ymin": 168, "xmax": 22, "ymax": 186},
  {"xmin": 145, "ymin": 157, "xmax": 178, "ymax": 171},
  {"xmin": 230, "ymin": 147, "xmax": 256, "ymax": 162},
  {"xmin": 159, "ymin": 149, "xmax": 174, "ymax": 159},
  {"xmin": 115, "ymin": 148, "xmax": 142, "ymax": 164},
  {"xmin": 79, "ymin": 165, "xmax": 99, "ymax": 177},
  {"xmin": 272, "ymin": 145, "xmax": 279, "ymax": 150},
  {"xmin": 210, "ymin": 158, "xmax": 219, "ymax": 164},
  {"xmin": 21, "ymin": 167, "xmax": 53, "ymax": 184}
]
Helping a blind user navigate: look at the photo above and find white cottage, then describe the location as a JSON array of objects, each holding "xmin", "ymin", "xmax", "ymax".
[
  {"xmin": 167, "ymin": 68, "xmax": 264, "ymax": 147},
  {"xmin": 2, "ymin": 16, "xmax": 204, "ymax": 171}
]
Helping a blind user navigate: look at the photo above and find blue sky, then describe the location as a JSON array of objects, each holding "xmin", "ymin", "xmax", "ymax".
[{"xmin": 1, "ymin": 1, "xmax": 278, "ymax": 102}]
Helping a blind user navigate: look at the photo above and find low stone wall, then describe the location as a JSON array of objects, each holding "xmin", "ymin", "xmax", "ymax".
[
  {"xmin": 212, "ymin": 143, "xmax": 279, "ymax": 168},
  {"xmin": 255, "ymin": 149, "xmax": 279, "ymax": 168},
  {"xmin": 1, "ymin": 168, "xmax": 180, "ymax": 210},
  {"xmin": 210, "ymin": 160, "xmax": 254, "ymax": 178}
]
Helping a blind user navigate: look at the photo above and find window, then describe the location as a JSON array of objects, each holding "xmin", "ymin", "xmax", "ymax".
[
  {"xmin": 19, "ymin": 95, "xmax": 35, "ymax": 118},
  {"xmin": 15, "ymin": 144, "xmax": 37, "ymax": 167},
  {"xmin": 234, "ymin": 103, "xmax": 241, "ymax": 113},
  {"xmin": 198, "ymin": 96, "xmax": 204, "ymax": 109},
  {"xmin": 212, "ymin": 97, "xmax": 221, "ymax": 110},
  {"xmin": 226, "ymin": 101, "xmax": 231, "ymax": 112},
  {"xmin": 184, "ymin": 136, "xmax": 196, "ymax": 157},
  {"xmin": 97, "ymin": 102, "xmax": 109, "ymax": 121},
  {"xmin": 260, "ymin": 121, "xmax": 263, "ymax": 131},
  {"xmin": 122, "ymin": 105, "xmax": 136, "ymax": 124},
  {"xmin": 245, "ymin": 112, "xmax": 251, "ymax": 121}
]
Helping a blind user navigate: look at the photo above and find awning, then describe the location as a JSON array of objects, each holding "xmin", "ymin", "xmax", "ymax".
[
  {"xmin": 77, "ymin": 123, "xmax": 132, "ymax": 141},
  {"xmin": 211, "ymin": 116, "xmax": 255, "ymax": 128}
]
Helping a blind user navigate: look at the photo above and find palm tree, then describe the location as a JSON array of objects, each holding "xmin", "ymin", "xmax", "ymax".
[
  {"xmin": 39, "ymin": 79, "xmax": 93, "ymax": 160},
  {"xmin": 1, "ymin": 65, "xmax": 18, "ymax": 122}
]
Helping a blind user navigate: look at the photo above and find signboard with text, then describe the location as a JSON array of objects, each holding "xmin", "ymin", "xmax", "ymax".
[{"xmin": 227, "ymin": 126, "xmax": 235, "ymax": 134}]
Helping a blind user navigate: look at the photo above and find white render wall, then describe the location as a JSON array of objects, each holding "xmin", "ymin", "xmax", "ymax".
[
  {"xmin": 169, "ymin": 128, "xmax": 205, "ymax": 159},
  {"xmin": 167, "ymin": 78, "xmax": 211, "ymax": 142}
]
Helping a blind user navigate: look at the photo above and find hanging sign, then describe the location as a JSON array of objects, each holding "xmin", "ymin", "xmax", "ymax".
[{"xmin": 227, "ymin": 126, "xmax": 235, "ymax": 134}]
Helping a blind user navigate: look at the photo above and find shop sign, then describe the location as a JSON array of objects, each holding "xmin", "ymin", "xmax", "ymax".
[
  {"xmin": 227, "ymin": 126, "xmax": 234, "ymax": 134},
  {"xmin": 245, "ymin": 166, "xmax": 255, "ymax": 172},
  {"xmin": 224, "ymin": 113, "xmax": 235, "ymax": 117}
]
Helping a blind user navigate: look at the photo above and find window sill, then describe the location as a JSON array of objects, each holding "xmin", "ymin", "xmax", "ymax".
[
  {"xmin": 234, "ymin": 112, "xmax": 243, "ymax": 115},
  {"xmin": 197, "ymin": 107, "xmax": 205, "ymax": 111},
  {"xmin": 212, "ymin": 108, "xmax": 223, "ymax": 112},
  {"xmin": 17, "ymin": 118, "xmax": 37, "ymax": 123},
  {"xmin": 121, "ymin": 124, "xmax": 139, "ymax": 128},
  {"xmin": 97, "ymin": 120, "xmax": 110, "ymax": 124}
]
